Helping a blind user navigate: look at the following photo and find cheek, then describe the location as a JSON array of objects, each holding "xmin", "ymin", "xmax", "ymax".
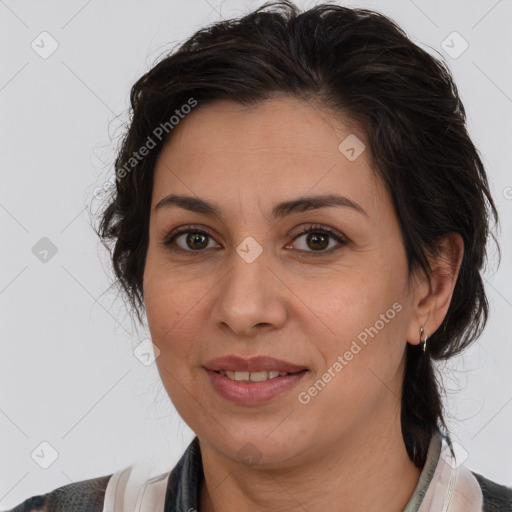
[
  {"xmin": 143, "ymin": 268, "xmax": 208, "ymax": 370},
  {"xmin": 144, "ymin": 278, "xmax": 199, "ymax": 403},
  {"xmin": 144, "ymin": 256, "xmax": 188, "ymax": 332},
  {"xmin": 305, "ymin": 272, "xmax": 391, "ymax": 344},
  {"xmin": 311, "ymin": 271, "xmax": 408, "ymax": 383},
  {"xmin": 301, "ymin": 301, "xmax": 407, "ymax": 429}
]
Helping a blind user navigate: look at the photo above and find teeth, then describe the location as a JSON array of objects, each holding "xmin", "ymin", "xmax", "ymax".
[{"xmin": 219, "ymin": 370, "xmax": 291, "ymax": 382}]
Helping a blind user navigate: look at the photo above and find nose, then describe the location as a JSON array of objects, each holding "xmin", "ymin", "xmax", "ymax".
[{"xmin": 210, "ymin": 247, "xmax": 287, "ymax": 338}]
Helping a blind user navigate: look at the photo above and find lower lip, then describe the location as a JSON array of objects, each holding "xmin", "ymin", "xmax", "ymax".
[{"xmin": 205, "ymin": 369, "xmax": 308, "ymax": 406}]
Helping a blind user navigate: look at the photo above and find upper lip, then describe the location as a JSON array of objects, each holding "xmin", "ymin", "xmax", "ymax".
[{"xmin": 203, "ymin": 355, "xmax": 308, "ymax": 373}]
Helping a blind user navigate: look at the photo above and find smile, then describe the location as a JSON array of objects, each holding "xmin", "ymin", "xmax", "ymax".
[
  {"xmin": 216, "ymin": 370, "xmax": 292, "ymax": 382},
  {"xmin": 206, "ymin": 368, "xmax": 308, "ymax": 406}
]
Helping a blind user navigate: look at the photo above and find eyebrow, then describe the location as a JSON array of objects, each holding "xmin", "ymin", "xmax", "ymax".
[{"xmin": 154, "ymin": 193, "xmax": 369, "ymax": 219}]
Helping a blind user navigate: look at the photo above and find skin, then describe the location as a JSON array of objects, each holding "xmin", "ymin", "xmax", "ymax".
[{"xmin": 142, "ymin": 95, "xmax": 464, "ymax": 512}]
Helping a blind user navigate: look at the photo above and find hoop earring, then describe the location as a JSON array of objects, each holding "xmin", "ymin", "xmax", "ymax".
[{"xmin": 419, "ymin": 326, "xmax": 429, "ymax": 353}]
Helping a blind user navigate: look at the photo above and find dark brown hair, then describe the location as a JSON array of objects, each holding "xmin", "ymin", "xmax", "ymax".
[{"xmin": 95, "ymin": 0, "xmax": 500, "ymax": 467}]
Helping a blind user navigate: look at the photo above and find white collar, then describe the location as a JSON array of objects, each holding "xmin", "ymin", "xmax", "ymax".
[
  {"xmin": 102, "ymin": 459, "xmax": 170, "ymax": 512},
  {"xmin": 412, "ymin": 429, "xmax": 484, "ymax": 511}
]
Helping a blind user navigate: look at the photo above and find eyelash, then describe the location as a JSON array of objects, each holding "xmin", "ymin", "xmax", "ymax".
[{"xmin": 161, "ymin": 223, "xmax": 347, "ymax": 257}]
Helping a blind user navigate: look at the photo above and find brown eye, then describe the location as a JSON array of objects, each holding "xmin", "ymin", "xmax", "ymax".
[
  {"xmin": 304, "ymin": 232, "xmax": 330, "ymax": 251},
  {"xmin": 183, "ymin": 232, "xmax": 209, "ymax": 250},
  {"xmin": 161, "ymin": 223, "xmax": 346, "ymax": 256},
  {"xmin": 162, "ymin": 226, "xmax": 220, "ymax": 253},
  {"xmin": 290, "ymin": 224, "xmax": 347, "ymax": 255}
]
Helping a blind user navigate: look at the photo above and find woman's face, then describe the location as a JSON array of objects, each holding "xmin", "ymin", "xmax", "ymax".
[{"xmin": 143, "ymin": 96, "xmax": 424, "ymax": 466}]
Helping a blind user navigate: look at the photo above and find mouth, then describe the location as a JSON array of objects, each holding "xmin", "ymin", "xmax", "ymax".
[
  {"xmin": 203, "ymin": 355, "xmax": 308, "ymax": 374},
  {"xmin": 203, "ymin": 355, "xmax": 309, "ymax": 405},
  {"xmin": 214, "ymin": 369, "xmax": 306, "ymax": 382},
  {"xmin": 205, "ymin": 368, "xmax": 308, "ymax": 405}
]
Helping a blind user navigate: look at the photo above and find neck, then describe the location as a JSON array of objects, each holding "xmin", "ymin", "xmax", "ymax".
[{"xmin": 198, "ymin": 410, "xmax": 423, "ymax": 512}]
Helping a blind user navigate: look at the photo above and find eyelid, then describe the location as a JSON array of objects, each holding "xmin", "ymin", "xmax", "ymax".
[
  {"xmin": 161, "ymin": 223, "xmax": 347, "ymax": 254},
  {"xmin": 289, "ymin": 224, "xmax": 347, "ymax": 255},
  {"xmin": 160, "ymin": 224, "xmax": 220, "ymax": 250}
]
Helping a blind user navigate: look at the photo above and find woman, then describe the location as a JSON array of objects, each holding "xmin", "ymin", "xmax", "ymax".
[{"xmin": 6, "ymin": 1, "xmax": 511, "ymax": 511}]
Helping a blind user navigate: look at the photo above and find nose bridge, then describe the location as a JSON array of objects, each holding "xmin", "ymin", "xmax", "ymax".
[
  {"xmin": 212, "ymin": 238, "xmax": 285, "ymax": 334},
  {"xmin": 225, "ymin": 239, "xmax": 269, "ymax": 304}
]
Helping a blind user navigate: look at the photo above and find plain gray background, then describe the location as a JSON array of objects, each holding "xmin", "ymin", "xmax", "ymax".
[{"xmin": 1, "ymin": 0, "xmax": 511, "ymax": 508}]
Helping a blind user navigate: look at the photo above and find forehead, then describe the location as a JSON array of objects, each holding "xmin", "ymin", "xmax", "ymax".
[
  {"xmin": 158, "ymin": 96, "xmax": 366, "ymax": 159},
  {"xmin": 151, "ymin": 96, "xmax": 385, "ymax": 218}
]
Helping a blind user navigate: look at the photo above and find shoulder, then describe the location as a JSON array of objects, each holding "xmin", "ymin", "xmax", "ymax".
[
  {"xmin": 472, "ymin": 471, "xmax": 512, "ymax": 511},
  {"xmin": 3, "ymin": 474, "xmax": 113, "ymax": 512}
]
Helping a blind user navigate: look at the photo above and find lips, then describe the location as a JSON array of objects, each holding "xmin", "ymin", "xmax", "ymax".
[
  {"xmin": 203, "ymin": 355, "xmax": 308, "ymax": 374},
  {"xmin": 205, "ymin": 370, "xmax": 308, "ymax": 405}
]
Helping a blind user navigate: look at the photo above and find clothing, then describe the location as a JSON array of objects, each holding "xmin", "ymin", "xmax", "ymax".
[{"xmin": 4, "ymin": 429, "xmax": 512, "ymax": 511}]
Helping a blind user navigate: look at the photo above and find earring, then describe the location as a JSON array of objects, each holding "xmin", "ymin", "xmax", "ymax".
[{"xmin": 419, "ymin": 326, "xmax": 429, "ymax": 353}]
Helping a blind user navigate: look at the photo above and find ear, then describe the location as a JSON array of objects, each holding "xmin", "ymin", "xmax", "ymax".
[{"xmin": 406, "ymin": 233, "xmax": 464, "ymax": 346}]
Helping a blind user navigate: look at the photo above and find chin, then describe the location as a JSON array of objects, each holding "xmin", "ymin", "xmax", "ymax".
[{"xmin": 196, "ymin": 422, "xmax": 310, "ymax": 468}]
